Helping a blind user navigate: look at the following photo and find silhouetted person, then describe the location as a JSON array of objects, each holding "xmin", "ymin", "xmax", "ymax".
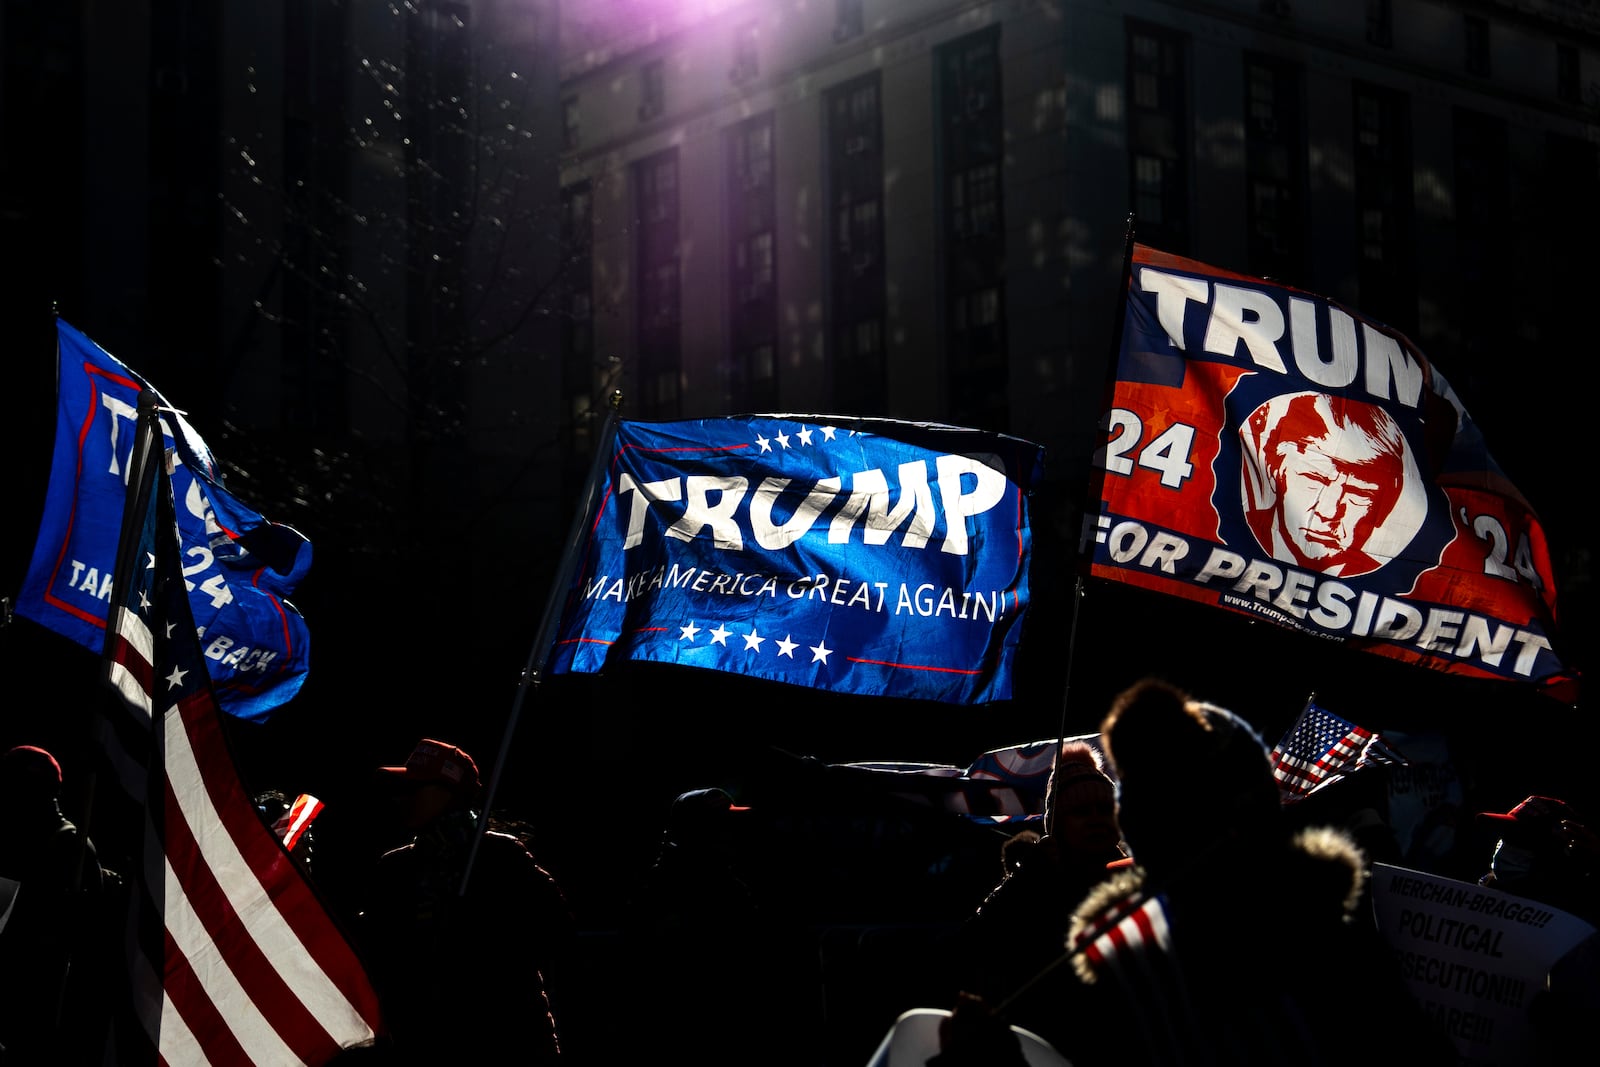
[
  {"xmin": 638, "ymin": 787, "xmax": 756, "ymax": 927},
  {"xmin": 1473, "ymin": 795, "xmax": 1600, "ymax": 1064},
  {"xmin": 628, "ymin": 786, "xmax": 810, "ymax": 1066},
  {"xmin": 1475, "ymin": 795, "xmax": 1600, "ymax": 924},
  {"xmin": 0, "ymin": 745, "xmax": 105, "ymax": 1065},
  {"xmin": 1060, "ymin": 678, "xmax": 1453, "ymax": 1067},
  {"xmin": 356, "ymin": 739, "xmax": 569, "ymax": 1064},
  {"xmin": 956, "ymin": 742, "xmax": 1124, "ymax": 1048}
]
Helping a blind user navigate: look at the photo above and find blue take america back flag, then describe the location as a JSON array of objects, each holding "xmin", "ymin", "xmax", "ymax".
[
  {"xmin": 545, "ymin": 415, "xmax": 1045, "ymax": 704},
  {"xmin": 20, "ymin": 320, "xmax": 312, "ymax": 721},
  {"xmin": 1270, "ymin": 699, "xmax": 1404, "ymax": 803}
]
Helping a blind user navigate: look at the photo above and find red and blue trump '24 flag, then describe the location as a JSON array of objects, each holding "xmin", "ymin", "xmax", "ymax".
[
  {"xmin": 546, "ymin": 416, "xmax": 1045, "ymax": 704},
  {"xmin": 1083, "ymin": 244, "xmax": 1576, "ymax": 701},
  {"xmin": 18, "ymin": 320, "xmax": 311, "ymax": 721}
]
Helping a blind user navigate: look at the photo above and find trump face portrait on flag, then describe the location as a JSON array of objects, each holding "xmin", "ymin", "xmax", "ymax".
[
  {"xmin": 1239, "ymin": 391, "xmax": 1428, "ymax": 578},
  {"xmin": 1086, "ymin": 243, "xmax": 1575, "ymax": 697}
]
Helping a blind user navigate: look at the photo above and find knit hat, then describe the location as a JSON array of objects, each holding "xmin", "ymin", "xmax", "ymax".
[{"xmin": 1044, "ymin": 742, "xmax": 1115, "ymax": 828}]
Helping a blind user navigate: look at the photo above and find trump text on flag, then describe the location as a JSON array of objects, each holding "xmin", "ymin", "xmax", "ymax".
[
  {"xmin": 548, "ymin": 417, "xmax": 1043, "ymax": 705},
  {"xmin": 1084, "ymin": 245, "xmax": 1571, "ymax": 695}
]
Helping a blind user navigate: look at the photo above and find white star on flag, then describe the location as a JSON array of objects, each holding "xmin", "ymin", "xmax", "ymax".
[
  {"xmin": 709, "ymin": 623, "xmax": 732, "ymax": 646},
  {"xmin": 679, "ymin": 621, "xmax": 701, "ymax": 642},
  {"xmin": 776, "ymin": 635, "xmax": 797, "ymax": 658},
  {"xmin": 755, "ymin": 433, "xmax": 772, "ymax": 452},
  {"xmin": 797, "ymin": 427, "xmax": 813, "ymax": 446},
  {"xmin": 810, "ymin": 641, "xmax": 832, "ymax": 664},
  {"xmin": 820, "ymin": 426, "xmax": 837, "ymax": 440},
  {"xmin": 165, "ymin": 666, "xmax": 187, "ymax": 689},
  {"xmin": 775, "ymin": 430, "xmax": 791, "ymax": 448},
  {"xmin": 742, "ymin": 629, "xmax": 766, "ymax": 651}
]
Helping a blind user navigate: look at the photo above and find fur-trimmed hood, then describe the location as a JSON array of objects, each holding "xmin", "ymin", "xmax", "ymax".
[{"xmin": 1066, "ymin": 825, "xmax": 1368, "ymax": 984}]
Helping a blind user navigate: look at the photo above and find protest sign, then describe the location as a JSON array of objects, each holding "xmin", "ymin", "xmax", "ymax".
[{"xmin": 1371, "ymin": 862, "xmax": 1596, "ymax": 1063}]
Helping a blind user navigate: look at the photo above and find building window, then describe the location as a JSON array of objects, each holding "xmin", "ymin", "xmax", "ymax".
[
  {"xmin": 1243, "ymin": 55, "xmax": 1305, "ymax": 285},
  {"xmin": 950, "ymin": 163, "xmax": 1000, "ymax": 239},
  {"xmin": 641, "ymin": 152, "xmax": 676, "ymax": 223},
  {"xmin": 835, "ymin": 0, "xmax": 863, "ymax": 43},
  {"xmin": 639, "ymin": 58, "xmax": 664, "ymax": 121},
  {"xmin": 939, "ymin": 27, "xmax": 1007, "ymax": 430},
  {"xmin": 1126, "ymin": 21, "xmax": 1190, "ymax": 253},
  {"xmin": 1133, "ymin": 156, "xmax": 1166, "ymax": 223},
  {"xmin": 731, "ymin": 21, "xmax": 759, "ymax": 85},
  {"xmin": 1464, "ymin": 16, "xmax": 1490, "ymax": 78},
  {"xmin": 562, "ymin": 96, "xmax": 580, "ymax": 151},
  {"xmin": 1452, "ymin": 109, "xmax": 1511, "ymax": 391},
  {"xmin": 1352, "ymin": 83, "xmax": 1414, "ymax": 333},
  {"xmin": 727, "ymin": 113, "xmax": 777, "ymax": 410},
  {"xmin": 1365, "ymin": 0, "xmax": 1392, "ymax": 47},
  {"xmin": 560, "ymin": 183, "xmax": 595, "ymax": 486},
  {"xmin": 827, "ymin": 73, "xmax": 885, "ymax": 414},
  {"xmin": 735, "ymin": 232, "xmax": 774, "ymax": 297},
  {"xmin": 1558, "ymin": 43, "xmax": 1581, "ymax": 104},
  {"xmin": 635, "ymin": 149, "xmax": 681, "ymax": 417},
  {"xmin": 733, "ymin": 116, "xmax": 773, "ymax": 193}
]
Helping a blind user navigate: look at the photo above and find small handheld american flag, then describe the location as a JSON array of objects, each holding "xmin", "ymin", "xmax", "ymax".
[
  {"xmin": 271, "ymin": 793, "xmax": 326, "ymax": 852},
  {"xmin": 1270, "ymin": 697, "xmax": 1404, "ymax": 803}
]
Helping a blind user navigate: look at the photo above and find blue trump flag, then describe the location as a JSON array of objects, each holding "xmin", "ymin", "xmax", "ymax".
[
  {"xmin": 17, "ymin": 320, "xmax": 312, "ymax": 721},
  {"xmin": 544, "ymin": 415, "xmax": 1045, "ymax": 704}
]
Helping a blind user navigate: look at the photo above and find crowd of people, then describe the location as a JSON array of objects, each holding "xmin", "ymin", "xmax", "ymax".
[{"xmin": 3, "ymin": 675, "xmax": 1597, "ymax": 1065}]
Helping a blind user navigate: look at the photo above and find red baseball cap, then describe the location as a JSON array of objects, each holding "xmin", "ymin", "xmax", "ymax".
[
  {"xmin": 377, "ymin": 739, "xmax": 482, "ymax": 795},
  {"xmin": 1476, "ymin": 796, "xmax": 1579, "ymax": 848},
  {"xmin": 2, "ymin": 745, "xmax": 63, "ymax": 797}
]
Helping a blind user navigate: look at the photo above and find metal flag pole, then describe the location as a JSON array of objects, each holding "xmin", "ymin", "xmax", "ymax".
[
  {"xmin": 1051, "ymin": 574, "xmax": 1088, "ymax": 763},
  {"xmin": 459, "ymin": 390, "xmax": 624, "ymax": 896},
  {"xmin": 1054, "ymin": 215, "xmax": 1138, "ymax": 758}
]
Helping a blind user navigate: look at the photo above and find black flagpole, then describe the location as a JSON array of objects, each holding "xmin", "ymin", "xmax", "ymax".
[
  {"xmin": 459, "ymin": 390, "xmax": 624, "ymax": 896},
  {"xmin": 1053, "ymin": 215, "xmax": 1138, "ymax": 759}
]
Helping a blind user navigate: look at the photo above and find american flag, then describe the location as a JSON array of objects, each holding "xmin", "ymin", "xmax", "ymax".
[
  {"xmin": 1073, "ymin": 893, "xmax": 1175, "ymax": 980},
  {"xmin": 272, "ymin": 793, "xmax": 327, "ymax": 852},
  {"xmin": 1066, "ymin": 891, "xmax": 1199, "ymax": 1060},
  {"xmin": 1269, "ymin": 698, "xmax": 1403, "ymax": 803},
  {"xmin": 99, "ymin": 392, "xmax": 380, "ymax": 1063}
]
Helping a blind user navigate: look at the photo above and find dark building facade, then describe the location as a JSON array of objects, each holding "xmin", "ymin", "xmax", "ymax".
[{"xmin": 557, "ymin": 0, "xmax": 1596, "ymax": 675}]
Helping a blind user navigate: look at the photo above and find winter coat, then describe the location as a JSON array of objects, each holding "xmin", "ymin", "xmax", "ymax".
[{"xmin": 1057, "ymin": 825, "xmax": 1455, "ymax": 1067}]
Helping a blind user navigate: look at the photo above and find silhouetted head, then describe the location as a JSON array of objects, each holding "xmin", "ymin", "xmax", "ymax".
[
  {"xmin": 1043, "ymin": 742, "xmax": 1119, "ymax": 857},
  {"xmin": 377, "ymin": 738, "xmax": 482, "ymax": 829},
  {"xmin": 1100, "ymin": 679, "xmax": 1284, "ymax": 879},
  {"xmin": 662, "ymin": 787, "xmax": 749, "ymax": 852},
  {"xmin": 1476, "ymin": 795, "xmax": 1600, "ymax": 917},
  {"xmin": 1, "ymin": 745, "xmax": 63, "ymax": 806}
]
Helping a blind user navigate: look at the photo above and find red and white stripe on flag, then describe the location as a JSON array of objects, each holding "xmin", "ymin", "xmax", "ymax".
[
  {"xmin": 110, "ymin": 604, "xmax": 380, "ymax": 1063},
  {"xmin": 102, "ymin": 408, "xmax": 380, "ymax": 1065},
  {"xmin": 1076, "ymin": 895, "xmax": 1174, "ymax": 982},
  {"xmin": 274, "ymin": 794, "xmax": 326, "ymax": 852}
]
